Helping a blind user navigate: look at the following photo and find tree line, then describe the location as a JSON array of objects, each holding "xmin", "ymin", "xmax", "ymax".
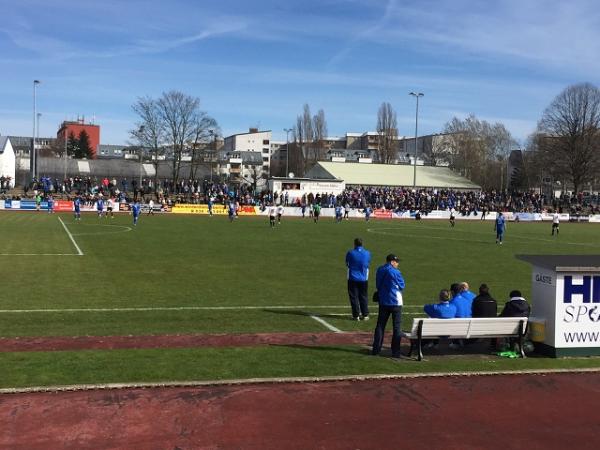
[
  {"xmin": 129, "ymin": 84, "xmax": 599, "ymax": 194},
  {"xmin": 285, "ymin": 82, "xmax": 600, "ymax": 194}
]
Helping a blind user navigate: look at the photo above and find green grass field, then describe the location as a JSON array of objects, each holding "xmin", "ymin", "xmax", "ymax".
[{"xmin": 1, "ymin": 211, "xmax": 600, "ymax": 388}]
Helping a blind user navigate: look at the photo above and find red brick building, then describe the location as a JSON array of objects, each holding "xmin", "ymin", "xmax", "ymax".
[{"xmin": 57, "ymin": 119, "xmax": 100, "ymax": 159}]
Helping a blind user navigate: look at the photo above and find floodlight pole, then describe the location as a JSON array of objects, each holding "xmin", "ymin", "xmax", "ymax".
[
  {"xmin": 209, "ymin": 129, "xmax": 214, "ymax": 183},
  {"xmin": 284, "ymin": 128, "xmax": 292, "ymax": 177},
  {"xmin": 32, "ymin": 80, "xmax": 40, "ymax": 182},
  {"xmin": 409, "ymin": 92, "xmax": 423, "ymax": 189}
]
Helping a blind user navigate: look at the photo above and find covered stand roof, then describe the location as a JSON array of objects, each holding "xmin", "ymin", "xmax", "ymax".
[{"xmin": 305, "ymin": 162, "xmax": 480, "ymax": 190}]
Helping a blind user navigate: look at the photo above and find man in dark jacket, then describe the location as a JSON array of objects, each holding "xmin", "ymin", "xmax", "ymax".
[
  {"xmin": 472, "ymin": 284, "xmax": 498, "ymax": 317},
  {"xmin": 500, "ymin": 290, "xmax": 531, "ymax": 317},
  {"xmin": 499, "ymin": 290, "xmax": 530, "ymax": 351}
]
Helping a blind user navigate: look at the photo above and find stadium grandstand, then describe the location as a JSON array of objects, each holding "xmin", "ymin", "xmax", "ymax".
[{"xmin": 304, "ymin": 162, "xmax": 481, "ymax": 190}]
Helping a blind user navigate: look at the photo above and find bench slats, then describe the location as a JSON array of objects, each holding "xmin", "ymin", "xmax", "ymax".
[{"xmin": 403, "ymin": 317, "xmax": 528, "ymax": 361}]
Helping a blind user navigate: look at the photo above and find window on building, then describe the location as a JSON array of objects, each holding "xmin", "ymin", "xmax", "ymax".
[
  {"xmin": 262, "ymin": 157, "xmax": 269, "ymax": 162},
  {"xmin": 263, "ymin": 139, "xmax": 270, "ymax": 145},
  {"xmin": 262, "ymin": 148, "xmax": 269, "ymax": 153}
]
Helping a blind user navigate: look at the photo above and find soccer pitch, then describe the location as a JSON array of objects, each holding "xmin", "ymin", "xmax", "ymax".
[{"xmin": 1, "ymin": 212, "xmax": 599, "ymax": 388}]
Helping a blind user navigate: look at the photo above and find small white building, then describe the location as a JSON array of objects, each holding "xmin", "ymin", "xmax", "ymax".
[
  {"xmin": 0, "ymin": 136, "xmax": 16, "ymax": 188},
  {"xmin": 221, "ymin": 128, "xmax": 272, "ymax": 185}
]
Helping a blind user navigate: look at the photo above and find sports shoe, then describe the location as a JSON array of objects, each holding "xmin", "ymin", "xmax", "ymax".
[
  {"xmin": 362, "ymin": 315, "xmax": 369, "ymax": 321},
  {"xmin": 353, "ymin": 316, "xmax": 360, "ymax": 321}
]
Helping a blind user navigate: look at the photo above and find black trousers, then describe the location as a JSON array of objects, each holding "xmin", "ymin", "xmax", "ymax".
[
  {"xmin": 347, "ymin": 280, "xmax": 369, "ymax": 318},
  {"xmin": 372, "ymin": 304, "xmax": 402, "ymax": 357}
]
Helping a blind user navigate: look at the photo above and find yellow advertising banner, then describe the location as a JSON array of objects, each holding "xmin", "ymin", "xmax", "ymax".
[
  {"xmin": 171, "ymin": 204, "xmax": 256, "ymax": 215},
  {"xmin": 172, "ymin": 205, "xmax": 226, "ymax": 214}
]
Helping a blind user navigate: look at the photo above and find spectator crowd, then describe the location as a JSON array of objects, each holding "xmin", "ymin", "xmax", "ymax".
[{"xmin": 2, "ymin": 175, "xmax": 599, "ymax": 215}]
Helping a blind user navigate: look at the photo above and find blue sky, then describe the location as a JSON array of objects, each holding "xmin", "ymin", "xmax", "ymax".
[{"xmin": 1, "ymin": 0, "xmax": 599, "ymax": 145}]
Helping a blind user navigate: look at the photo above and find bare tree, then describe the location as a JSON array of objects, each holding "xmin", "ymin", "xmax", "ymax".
[
  {"xmin": 312, "ymin": 109, "xmax": 328, "ymax": 165},
  {"xmin": 536, "ymin": 82, "xmax": 600, "ymax": 194},
  {"xmin": 442, "ymin": 115, "xmax": 517, "ymax": 190},
  {"xmin": 189, "ymin": 113, "xmax": 219, "ymax": 180},
  {"xmin": 376, "ymin": 102, "xmax": 398, "ymax": 164},
  {"xmin": 131, "ymin": 96, "xmax": 165, "ymax": 191},
  {"xmin": 420, "ymin": 135, "xmax": 452, "ymax": 166},
  {"xmin": 156, "ymin": 91, "xmax": 201, "ymax": 186},
  {"xmin": 291, "ymin": 116, "xmax": 305, "ymax": 176}
]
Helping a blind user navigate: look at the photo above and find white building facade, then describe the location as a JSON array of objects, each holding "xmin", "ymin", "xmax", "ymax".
[
  {"xmin": 220, "ymin": 128, "xmax": 272, "ymax": 186},
  {"xmin": 0, "ymin": 136, "xmax": 16, "ymax": 188}
]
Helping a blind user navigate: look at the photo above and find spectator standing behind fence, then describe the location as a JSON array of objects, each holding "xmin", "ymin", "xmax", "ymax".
[
  {"xmin": 372, "ymin": 254, "xmax": 405, "ymax": 358},
  {"xmin": 345, "ymin": 238, "xmax": 371, "ymax": 321}
]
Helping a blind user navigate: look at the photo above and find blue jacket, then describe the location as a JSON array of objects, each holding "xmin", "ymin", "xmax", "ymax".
[
  {"xmin": 376, "ymin": 263, "xmax": 405, "ymax": 306},
  {"xmin": 462, "ymin": 290, "xmax": 476, "ymax": 302},
  {"xmin": 346, "ymin": 247, "xmax": 371, "ymax": 282},
  {"xmin": 424, "ymin": 301, "xmax": 458, "ymax": 319},
  {"xmin": 450, "ymin": 293, "xmax": 473, "ymax": 318}
]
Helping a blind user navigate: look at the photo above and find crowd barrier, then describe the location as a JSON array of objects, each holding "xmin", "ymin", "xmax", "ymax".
[{"xmin": 2, "ymin": 199, "xmax": 600, "ymax": 223}]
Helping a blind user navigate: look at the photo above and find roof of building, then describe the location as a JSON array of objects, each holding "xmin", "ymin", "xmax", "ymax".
[
  {"xmin": 226, "ymin": 129, "xmax": 272, "ymax": 138},
  {"xmin": 0, "ymin": 136, "xmax": 9, "ymax": 152},
  {"xmin": 305, "ymin": 162, "xmax": 481, "ymax": 190}
]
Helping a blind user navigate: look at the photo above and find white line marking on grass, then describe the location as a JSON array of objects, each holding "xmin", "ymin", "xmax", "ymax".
[
  {"xmin": 58, "ymin": 216, "xmax": 83, "ymax": 256},
  {"xmin": 0, "ymin": 305, "xmax": 425, "ymax": 313},
  {"xmin": 310, "ymin": 315, "xmax": 342, "ymax": 332},
  {"xmin": 0, "ymin": 253, "xmax": 81, "ymax": 256},
  {"xmin": 367, "ymin": 226, "xmax": 600, "ymax": 247},
  {"xmin": 70, "ymin": 223, "xmax": 132, "ymax": 237}
]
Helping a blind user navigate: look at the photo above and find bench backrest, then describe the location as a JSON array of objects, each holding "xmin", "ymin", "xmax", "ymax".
[{"xmin": 409, "ymin": 317, "xmax": 528, "ymax": 338}]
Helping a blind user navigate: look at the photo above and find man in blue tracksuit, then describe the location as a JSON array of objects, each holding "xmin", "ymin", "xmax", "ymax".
[
  {"xmin": 372, "ymin": 254, "xmax": 405, "ymax": 358},
  {"xmin": 345, "ymin": 238, "xmax": 371, "ymax": 320}
]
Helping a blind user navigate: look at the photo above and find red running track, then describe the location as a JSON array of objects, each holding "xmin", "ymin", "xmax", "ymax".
[{"xmin": 1, "ymin": 372, "xmax": 599, "ymax": 449}]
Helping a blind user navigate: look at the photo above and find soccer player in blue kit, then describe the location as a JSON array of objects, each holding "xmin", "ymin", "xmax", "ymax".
[
  {"xmin": 74, "ymin": 196, "xmax": 81, "ymax": 221},
  {"xmin": 132, "ymin": 200, "xmax": 141, "ymax": 226},
  {"xmin": 96, "ymin": 196, "xmax": 105, "ymax": 218},
  {"xmin": 228, "ymin": 201, "xmax": 236, "ymax": 222},
  {"xmin": 495, "ymin": 212, "xmax": 506, "ymax": 244}
]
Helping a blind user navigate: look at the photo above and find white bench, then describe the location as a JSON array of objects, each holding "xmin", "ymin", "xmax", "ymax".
[{"xmin": 402, "ymin": 317, "xmax": 528, "ymax": 361}]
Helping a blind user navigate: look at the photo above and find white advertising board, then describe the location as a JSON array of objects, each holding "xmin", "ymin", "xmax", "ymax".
[{"xmin": 555, "ymin": 274, "xmax": 600, "ymax": 348}]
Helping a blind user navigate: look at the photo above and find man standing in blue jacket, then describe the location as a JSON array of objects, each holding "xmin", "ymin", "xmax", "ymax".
[
  {"xmin": 372, "ymin": 254, "xmax": 405, "ymax": 358},
  {"xmin": 345, "ymin": 238, "xmax": 371, "ymax": 320}
]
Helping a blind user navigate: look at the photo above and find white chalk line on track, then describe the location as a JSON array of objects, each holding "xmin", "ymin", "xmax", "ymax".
[
  {"xmin": 3, "ymin": 368, "xmax": 600, "ymax": 395},
  {"xmin": 58, "ymin": 216, "xmax": 84, "ymax": 256}
]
